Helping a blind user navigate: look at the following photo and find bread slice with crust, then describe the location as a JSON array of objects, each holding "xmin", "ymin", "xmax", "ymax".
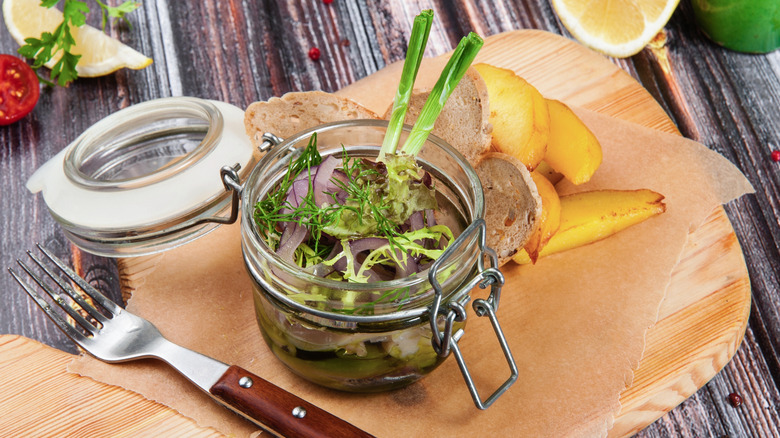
[
  {"xmin": 244, "ymin": 91, "xmax": 380, "ymax": 148},
  {"xmin": 476, "ymin": 152, "xmax": 542, "ymax": 266},
  {"xmin": 382, "ymin": 67, "xmax": 492, "ymax": 165}
]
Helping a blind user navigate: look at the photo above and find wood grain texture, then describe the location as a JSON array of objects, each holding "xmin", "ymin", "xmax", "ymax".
[
  {"xmin": 0, "ymin": 335, "xmax": 222, "ymax": 438},
  {"xmin": 1, "ymin": 1, "xmax": 779, "ymax": 436},
  {"xmin": 610, "ymin": 208, "xmax": 750, "ymax": 436}
]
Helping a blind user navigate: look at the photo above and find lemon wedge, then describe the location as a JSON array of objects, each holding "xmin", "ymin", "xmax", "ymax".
[
  {"xmin": 551, "ymin": 0, "xmax": 680, "ymax": 58},
  {"xmin": 2, "ymin": 0, "xmax": 152, "ymax": 77}
]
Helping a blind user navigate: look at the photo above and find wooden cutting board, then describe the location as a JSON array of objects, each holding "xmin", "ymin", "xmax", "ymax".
[{"xmin": 0, "ymin": 30, "xmax": 750, "ymax": 437}]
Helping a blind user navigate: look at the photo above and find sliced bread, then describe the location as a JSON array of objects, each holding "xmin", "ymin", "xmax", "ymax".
[
  {"xmin": 244, "ymin": 91, "xmax": 380, "ymax": 148},
  {"xmin": 382, "ymin": 67, "xmax": 492, "ymax": 165},
  {"xmin": 475, "ymin": 152, "xmax": 542, "ymax": 266}
]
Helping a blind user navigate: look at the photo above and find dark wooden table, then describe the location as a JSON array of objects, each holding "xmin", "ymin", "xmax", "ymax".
[{"xmin": 2, "ymin": 1, "xmax": 779, "ymax": 436}]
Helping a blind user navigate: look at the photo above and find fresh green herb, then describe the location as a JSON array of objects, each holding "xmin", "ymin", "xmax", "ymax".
[
  {"xmin": 94, "ymin": 0, "xmax": 140, "ymax": 30},
  {"xmin": 253, "ymin": 132, "xmax": 323, "ymax": 242},
  {"xmin": 401, "ymin": 32, "xmax": 484, "ymax": 156},
  {"xmin": 323, "ymin": 154, "xmax": 398, "ymax": 245},
  {"xmin": 379, "ymin": 9, "xmax": 433, "ymax": 160},
  {"xmin": 16, "ymin": 0, "xmax": 141, "ymax": 87},
  {"xmin": 253, "ymin": 134, "xmax": 441, "ymax": 282}
]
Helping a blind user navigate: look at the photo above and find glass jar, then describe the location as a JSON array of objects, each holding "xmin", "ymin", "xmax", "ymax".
[{"xmin": 241, "ymin": 120, "xmax": 516, "ymax": 404}]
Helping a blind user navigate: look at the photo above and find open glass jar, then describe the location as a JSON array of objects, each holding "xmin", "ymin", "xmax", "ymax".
[{"xmin": 240, "ymin": 120, "xmax": 517, "ymax": 407}]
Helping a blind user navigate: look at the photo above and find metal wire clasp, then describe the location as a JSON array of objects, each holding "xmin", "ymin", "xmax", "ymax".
[
  {"xmin": 152, "ymin": 132, "xmax": 285, "ymax": 237},
  {"xmin": 427, "ymin": 219, "xmax": 518, "ymax": 409}
]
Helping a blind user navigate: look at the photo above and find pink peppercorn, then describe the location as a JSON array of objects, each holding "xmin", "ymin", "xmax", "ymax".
[
  {"xmin": 323, "ymin": 0, "xmax": 334, "ymax": 4},
  {"xmin": 308, "ymin": 47, "xmax": 321, "ymax": 61},
  {"xmin": 727, "ymin": 392, "xmax": 743, "ymax": 407},
  {"xmin": 772, "ymin": 150, "xmax": 780, "ymax": 162}
]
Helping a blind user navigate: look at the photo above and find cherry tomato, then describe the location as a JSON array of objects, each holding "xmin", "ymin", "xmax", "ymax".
[{"xmin": 0, "ymin": 54, "xmax": 40, "ymax": 126}]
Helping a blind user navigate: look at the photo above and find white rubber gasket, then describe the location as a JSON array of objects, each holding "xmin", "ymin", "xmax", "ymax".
[{"xmin": 27, "ymin": 99, "xmax": 254, "ymax": 231}]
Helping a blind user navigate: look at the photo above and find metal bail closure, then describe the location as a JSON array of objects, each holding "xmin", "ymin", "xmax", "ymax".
[
  {"xmin": 167, "ymin": 132, "xmax": 284, "ymax": 235},
  {"xmin": 427, "ymin": 219, "xmax": 518, "ymax": 410},
  {"xmin": 258, "ymin": 132, "xmax": 283, "ymax": 152}
]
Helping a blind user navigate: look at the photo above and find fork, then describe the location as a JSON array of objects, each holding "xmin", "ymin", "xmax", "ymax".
[{"xmin": 9, "ymin": 245, "xmax": 373, "ymax": 438}]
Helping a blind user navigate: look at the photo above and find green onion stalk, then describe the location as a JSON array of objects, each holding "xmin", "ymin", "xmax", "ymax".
[
  {"xmin": 379, "ymin": 9, "xmax": 433, "ymax": 161},
  {"xmin": 401, "ymin": 32, "xmax": 483, "ymax": 156},
  {"xmin": 379, "ymin": 10, "xmax": 483, "ymax": 159}
]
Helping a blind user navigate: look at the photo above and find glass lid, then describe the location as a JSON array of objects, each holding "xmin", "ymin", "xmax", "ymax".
[{"xmin": 27, "ymin": 97, "xmax": 258, "ymax": 257}]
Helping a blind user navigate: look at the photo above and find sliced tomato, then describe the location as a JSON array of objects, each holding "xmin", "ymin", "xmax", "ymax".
[{"xmin": 0, "ymin": 54, "xmax": 40, "ymax": 126}]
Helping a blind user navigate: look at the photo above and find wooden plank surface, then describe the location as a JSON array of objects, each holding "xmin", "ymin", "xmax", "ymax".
[{"xmin": 1, "ymin": 1, "xmax": 779, "ymax": 436}]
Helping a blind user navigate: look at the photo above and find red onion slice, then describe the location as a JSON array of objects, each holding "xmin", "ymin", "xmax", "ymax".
[
  {"xmin": 350, "ymin": 237, "xmax": 388, "ymax": 253},
  {"xmin": 279, "ymin": 178, "xmax": 314, "ymax": 229},
  {"xmin": 313, "ymin": 155, "xmax": 340, "ymax": 207},
  {"xmin": 393, "ymin": 248, "xmax": 417, "ymax": 279},
  {"xmin": 425, "ymin": 209, "xmax": 436, "ymax": 227},
  {"xmin": 277, "ymin": 223, "xmax": 307, "ymax": 263},
  {"xmin": 409, "ymin": 211, "xmax": 424, "ymax": 231},
  {"xmin": 328, "ymin": 169, "xmax": 348, "ymax": 191}
]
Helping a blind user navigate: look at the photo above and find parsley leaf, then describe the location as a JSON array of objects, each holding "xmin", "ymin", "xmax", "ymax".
[
  {"xmin": 63, "ymin": 0, "xmax": 89, "ymax": 27},
  {"xmin": 18, "ymin": 33, "xmax": 56, "ymax": 68},
  {"xmin": 16, "ymin": 0, "xmax": 141, "ymax": 87},
  {"xmin": 51, "ymin": 51, "xmax": 81, "ymax": 86},
  {"xmin": 96, "ymin": 0, "xmax": 140, "ymax": 30}
]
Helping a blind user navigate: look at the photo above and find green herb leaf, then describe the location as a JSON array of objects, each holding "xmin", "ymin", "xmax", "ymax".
[
  {"xmin": 96, "ymin": 0, "xmax": 140, "ymax": 30},
  {"xmin": 51, "ymin": 51, "xmax": 81, "ymax": 86},
  {"xmin": 63, "ymin": 0, "xmax": 90, "ymax": 27},
  {"xmin": 19, "ymin": 34, "xmax": 56, "ymax": 68},
  {"xmin": 107, "ymin": 1, "xmax": 140, "ymax": 18},
  {"xmin": 16, "ymin": 0, "xmax": 142, "ymax": 87}
]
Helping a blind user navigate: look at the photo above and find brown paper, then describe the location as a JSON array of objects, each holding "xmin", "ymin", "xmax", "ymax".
[{"xmin": 68, "ymin": 109, "xmax": 752, "ymax": 437}]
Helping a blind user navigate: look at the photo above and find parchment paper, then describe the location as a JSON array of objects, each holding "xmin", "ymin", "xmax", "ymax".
[{"xmin": 69, "ymin": 108, "xmax": 752, "ymax": 437}]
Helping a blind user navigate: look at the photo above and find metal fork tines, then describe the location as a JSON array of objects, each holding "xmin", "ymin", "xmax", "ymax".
[
  {"xmin": 8, "ymin": 244, "xmax": 228, "ymax": 380},
  {"xmin": 10, "ymin": 245, "xmax": 117, "ymax": 348}
]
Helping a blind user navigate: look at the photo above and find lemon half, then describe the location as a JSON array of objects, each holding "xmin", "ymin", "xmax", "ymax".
[
  {"xmin": 3, "ymin": 0, "xmax": 152, "ymax": 77},
  {"xmin": 552, "ymin": 0, "xmax": 680, "ymax": 58}
]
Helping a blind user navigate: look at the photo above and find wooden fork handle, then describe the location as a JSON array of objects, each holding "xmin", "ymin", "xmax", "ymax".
[{"xmin": 210, "ymin": 365, "xmax": 374, "ymax": 438}]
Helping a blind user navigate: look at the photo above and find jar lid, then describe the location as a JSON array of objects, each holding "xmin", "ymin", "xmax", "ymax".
[{"xmin": 27, "ymin": 97, "xmax": 258, "ymax": 257}]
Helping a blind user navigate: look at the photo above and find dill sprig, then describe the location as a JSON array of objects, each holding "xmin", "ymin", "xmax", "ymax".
[
  {"xmin": 253, "ymin": 133, "xmax": 322, "ymax": 240},
  {"xmin": 329, "ymin": 153, "xmax": 408, "ymax": 252},
  {"xmin": 253, "ymin": 134, "xmax": 408, "ymax": 257}
]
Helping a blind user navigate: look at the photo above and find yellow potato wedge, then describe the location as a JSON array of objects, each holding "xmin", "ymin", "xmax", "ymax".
[
  {"xmin": 473, "ymin": 63, "xmax": 550, "ymax": 170},
  {"xmin": 544, "ymin": 99, "xmax": 603, "ymax": 184},
  {"xmin": 523, "ymin": 171, "xmax": 561, "ymax": 263},
  {"xmin": 534, "ymin": 160, "xmax": 564, "ymax": 185},
  {"xmin": 513, "ymin": 189, "xmax": 666, "ymax": 264}
]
